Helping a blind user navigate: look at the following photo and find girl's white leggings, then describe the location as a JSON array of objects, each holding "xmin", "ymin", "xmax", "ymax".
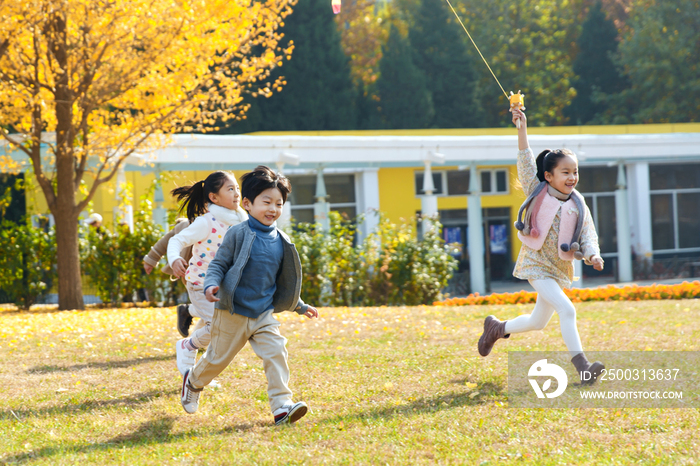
[{"xmin": 503, "ymin": 279, "xmax": 583, "ymax": 356}]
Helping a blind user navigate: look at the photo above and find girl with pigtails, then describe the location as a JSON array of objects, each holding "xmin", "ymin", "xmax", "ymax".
[
  {"xmin": 477, "ymin": 109, "xmax": 606, "ymax": 383},
  {"xmin": 166, "ymin": 171, "xmax": 248, "ymax": 377}
]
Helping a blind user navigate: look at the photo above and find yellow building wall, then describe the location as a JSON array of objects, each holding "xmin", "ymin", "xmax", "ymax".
[
  {"xmin": 21, "ymin": 121, "xmax": 699, "ymax": 260},
  {"xmin": 25, "ymin": 169, "xmax": 250, "ymax": 228},
  {"xmin": 377, "ymin": 165, "xmax": 526, "ymax": 264}
]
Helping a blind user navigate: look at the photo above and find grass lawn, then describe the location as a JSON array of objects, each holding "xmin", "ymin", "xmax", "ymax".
[{"xmin": 1, "ymin": 299, "xmax": 699, "ymax": 465}]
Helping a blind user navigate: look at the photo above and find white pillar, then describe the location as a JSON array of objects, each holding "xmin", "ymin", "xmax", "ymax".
[
  {"xmin": 615, "ymin": 162, "xmax": 633, "ymax": 282},
  {"xmin": 467, "ymin": 161, "xmax": 486, "ymax": 295},
  {"xmin": 420, "ymin": 151, "xmax": 444, "ymax": 236},
  {"xmin": 276, "ymin": 162, "xmax": 291, "ymax": 229},
  {"xmin": 314, "ymin": 164, "xmax": 330, "ymax": 232},
  {"xmin": 357, "ymin": 168, "xmax": 380, "ymax": 241},
  {"xmin": 114, "ymin": 165, "xmax": 133, "ymax": 232},
  {"xmin": 276, "ymin": 152, "xmax": 300, "ymax": 230},
  {"xmin": 627, "ymin": 162, "xmax": 653, "ymax": 263},
  {"xmin": 421, "ymin": 160, "xmax": 438, "ymax": 236},
  {"xmin": 153, "ymin": 164, "xmax": 168, "ymax": 232},
  {"xmin": 572, "ymin": 259, "xmax": 583, "ymax": 288}
]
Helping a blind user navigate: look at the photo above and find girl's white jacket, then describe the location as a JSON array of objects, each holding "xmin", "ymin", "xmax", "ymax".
[{"xmin": 166, "ymin": 203, "xmax": 247, "ymax": 268}]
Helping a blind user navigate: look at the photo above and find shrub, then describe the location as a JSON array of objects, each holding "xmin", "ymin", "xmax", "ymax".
[
  {"xmin": 288, "ymin": 211, "xmax": 458, "ymax": 306},
  {"xmin": 0, "ymin": 220, "xmax": 57, "ymax": 309},
  {"xmin": 81, "ymin": 207, "xmax": 166, "ymax": 305}
]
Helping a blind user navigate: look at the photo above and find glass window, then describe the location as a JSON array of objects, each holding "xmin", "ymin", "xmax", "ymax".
[
  {"xmin": 325, "ymin": 174, "xmax": 355, "ymax": 203},
  {"xmin": 287, "ymin": 175, "xmax": 316, "ymax": 205},
  {"xmin": 496, "ymin": 170, "xmax": 507, "ymax": 193},
  {"xmin": 291, "ymin": 208, "xmax": 314, "ymax": 224},
  {"xmin": 415, "ymin": 172, "xmax": 443, "ymax": 195},
  {"xmin": 577, "ymin": 166, "xmax": 618, "ymax": 193},
  {"xmin": 596, "ymin": 196, "xmax": 617, "ymax": 254},
  {"xmin": 481, "ymin": 171, "xmax": 491, "ymax": 193},
  {"xmin": 446, "ymin": 170, "xmax": 469, "ymax": 195},
  {"xmin": 651, "ymin": 194, "xmax": 675, "ymax": 250},
  {"xmin": 287, "ymin": 174, "xmax": 356, "ymax": 205},
  {"xmin": 440, "ymin": 209, "xmax": 467, "ymax": 222},
  {"xmin": 678, "ymin": 192, "xmax": 700, "ymax": 248},
  {"xmin": 650, "ymin": 163, "xmax": 700, "ymax": 190}
]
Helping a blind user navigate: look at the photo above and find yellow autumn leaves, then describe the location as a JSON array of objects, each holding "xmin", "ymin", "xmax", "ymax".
[{"xmin": 0, "ymin": 0, "xmax": 294, "ymax": 168}]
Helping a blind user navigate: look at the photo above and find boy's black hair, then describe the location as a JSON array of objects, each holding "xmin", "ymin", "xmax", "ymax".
[
  {"xmin": 535, "ymin": 148, "xmax": 577, "ymax": 182},
  {"xmin": 240, "ymin": 165, "xmax": 292, "ymax": 204},
  {"xmin": 171, "ymin": 171, "xmax": 235, "ymax": 222}
]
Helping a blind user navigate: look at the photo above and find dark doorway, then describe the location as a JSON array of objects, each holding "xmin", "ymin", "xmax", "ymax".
[{"xmin": 439, "ymin": 207, "xmax": 512, "ymax": 295}]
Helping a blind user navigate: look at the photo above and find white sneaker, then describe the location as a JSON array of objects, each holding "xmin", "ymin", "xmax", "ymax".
[
  {"xmin": 181, "ymin": 369, "xmax": 202, "ymax": 414},
  {"xmin": 176, "ymin": 339, "xmax": 197, "ymax": 376},
  {"xmin": 273, "ymin": 401, "xmax": 308, "ymax": 425}
]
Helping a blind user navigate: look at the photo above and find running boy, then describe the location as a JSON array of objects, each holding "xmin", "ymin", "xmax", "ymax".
[{"xmin": 180, "ymin": 165, "xmax": 319, "ymax": 426}]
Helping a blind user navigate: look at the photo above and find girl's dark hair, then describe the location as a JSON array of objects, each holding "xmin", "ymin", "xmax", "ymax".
[
  {"xmin": 240, "ymin": 165, "xmax": 291, "ymax": 205},
  {"xmin": 171, "ymin": 171, "xmax": 234, "ymax": 222},
  {"xmin": 535, "ymin": 148, "xmax": 577, "ymax": 182}
]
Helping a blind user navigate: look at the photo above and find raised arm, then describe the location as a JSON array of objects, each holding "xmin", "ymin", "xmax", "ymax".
[{"xmin": 512, "ymin": 109, "xmax": 540, "ymax": 196}]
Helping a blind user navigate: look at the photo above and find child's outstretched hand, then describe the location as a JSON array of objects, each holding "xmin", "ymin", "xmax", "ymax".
[
  {"xmin": 143, "ymin": 263, "xmax": 154, "ymax": 275},
  {"xmin": 512, "ymin": 108, "xmax": 527, "ymax": 128},
  {"xmin": 205, "ymin": 286, "xmax": 220, "ymax": 302},
  {"xmin": 304, "ymin": 305, "xmax": 319, "ymax": 319},
  {"xmin": 171, "ymin": 258, "xmax": 187, "ymax": 278},
  {"xmin": 590, "ymin": 255, "xmax": 605, "ymax": 271}
]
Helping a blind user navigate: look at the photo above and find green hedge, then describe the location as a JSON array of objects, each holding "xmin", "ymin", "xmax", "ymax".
[
  {"xmin": 80, "ymin": 210, "xmax": 183, "ymax": 306},
  {"xmin": 0, "ymin": 219, "xmax": 57, "ymax": 309},
  {"xmin": 289, "ymin": 212, "xmax": 458, "ymax": 306},
  {"xmin": 1, "ymin": 210, "xmax": 456, "ymax": 308}
]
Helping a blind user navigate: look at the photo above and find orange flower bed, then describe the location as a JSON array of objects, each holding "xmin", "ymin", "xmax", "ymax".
[{"xmin": 434, "ymin": 281, "xmax": 700, "ymax": 306}]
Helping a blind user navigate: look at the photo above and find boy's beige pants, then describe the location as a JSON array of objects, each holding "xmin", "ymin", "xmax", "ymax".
[{"xmin": 189, "ymin": 308, "xmax": 293, "ymax": 413}]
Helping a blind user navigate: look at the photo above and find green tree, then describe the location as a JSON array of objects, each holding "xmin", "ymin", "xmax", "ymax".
[
  {"xmin": 376, "ymin": 25, "xmax": 434, "ymax": 129},
  {"xmin": 564, "ymin": 2, "xmax": 626, "ymax": 125},
  {"xmin": 0, "ymin": 0, "xmax": 293, "ymax": 310},
  {"xmin": 409, "ymin": 0, "xmax": 484, "ymax": 128},
  {"xmin": 226, "ymin": 0, "xmax": 358, "ymax": 132},
  {"xmin": 456, "ymin": 0, "xmax": 584, "ymax": 126},
  {"xmin": 603, "ymin": 0, "xmax": 700, "ymax": 123}
]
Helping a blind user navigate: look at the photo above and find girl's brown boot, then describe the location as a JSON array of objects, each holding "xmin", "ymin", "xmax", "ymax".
[
  {"xmin": 571, "ymin": 352, "xmax": 605, "ymax": 385},
  {"xmin": 478, "ymin": 315, "xmax": 510, "ymax": 357}
]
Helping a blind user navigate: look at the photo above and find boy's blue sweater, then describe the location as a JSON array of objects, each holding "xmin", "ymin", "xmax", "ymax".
[{"xmin": 231, "ymin": 215, "xmax": 284, "ymax": 318}]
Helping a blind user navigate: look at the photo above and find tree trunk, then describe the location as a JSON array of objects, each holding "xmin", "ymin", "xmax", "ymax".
[
  {"xmin": 51, "ymin": 11, "xmax": 85, "ymax": 311},
  {"xmin": 54, "ymin": 202, "xmax": 84, "ymax": 310}
]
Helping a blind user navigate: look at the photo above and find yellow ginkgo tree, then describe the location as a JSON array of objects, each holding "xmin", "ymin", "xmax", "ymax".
[{"xmin": 0, "ymin": 0, "xmax": 294, "ymax": 310}]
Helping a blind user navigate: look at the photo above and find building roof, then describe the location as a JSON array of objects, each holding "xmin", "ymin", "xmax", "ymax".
[{"xmin": 128, "ymin": 128, "xmax": 700, "ymax": 172}]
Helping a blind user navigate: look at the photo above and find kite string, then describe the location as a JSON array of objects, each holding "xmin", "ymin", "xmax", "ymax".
[{"xmin": 443, "ymin": 0, "xmax": 509, "ymax": 100}]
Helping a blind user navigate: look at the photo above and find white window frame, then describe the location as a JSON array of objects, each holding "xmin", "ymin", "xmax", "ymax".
[
  {"xmin": 649, "ymin": 187, "xmax": 700, "ymax": 254},
  {"xmin": 287, "ymin": 172, "xmax": 358, "ymax": 223},
  {"xmin": 415, "ymin": 170, "xmax": 447, "ymax": 196},
  {"xmin": 414, "ymin": 168, "xmax": 509, "ymax": 198},
  {"xmin": 583, "ymin": 191, "xmax": 618, "ymax": 258},
  {"xmin": 479, "ymin": 168, "xmax": 509, "ymax": 195}
]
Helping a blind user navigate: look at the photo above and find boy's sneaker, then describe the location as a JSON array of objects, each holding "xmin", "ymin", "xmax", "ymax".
[
  {"xmin": 274, "ymin": 401, "xmax": 308, "ymax": 426},
  {"xmin": 181, "ymin": 369, "xmax": 203, "ymax": 414},
  {"xmin": 176, "ymin": 339, "xmax": 197, "ymax": 376},
  {"xmin": 177, "ymin": 304, "xmax": 193, "ymax": 338}
]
